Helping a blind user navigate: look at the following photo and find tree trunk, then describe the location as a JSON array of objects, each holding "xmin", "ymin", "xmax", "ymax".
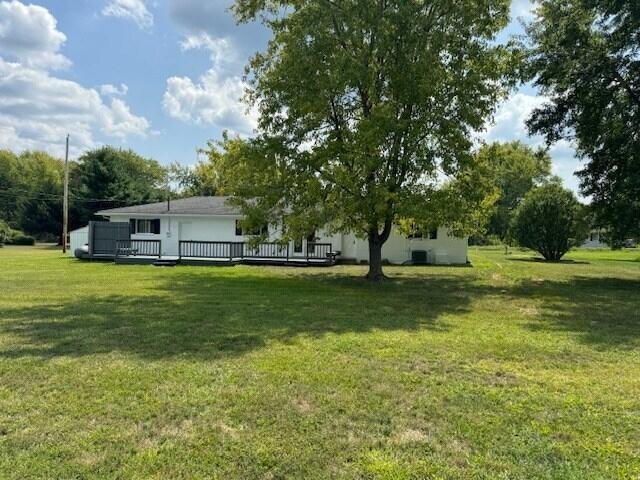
[{"xmin": 366, "ymin": 237, "xmax": 386, "ymax": 281}]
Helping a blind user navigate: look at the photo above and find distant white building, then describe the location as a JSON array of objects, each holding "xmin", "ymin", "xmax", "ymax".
[
  {"xmin": 582, "ymin": 229, "xmax": 608, "ymax": 249},
  {"xmin": 81, "ymin": 196, "xmax": 468, "ymax": 265}
]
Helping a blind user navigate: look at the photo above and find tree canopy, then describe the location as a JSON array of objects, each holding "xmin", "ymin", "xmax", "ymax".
[
  {"xmin": 478, "ymin": 141, "xmax": 552, "ymax": 240},
  {"xmin": 0, "ymin": 150, "xmax": 64, "ymax": 240},
  {"xmin": 525, "ymin": 0, "xmax": 640, "ymax": 242},
  {"xmin": 70, "ymin": 146, "xmax": 167, "ymax": 228},
  {"xmin": 225, "ymin": 0, "xmax": 514, "ymax": 279},
  {"xmin": 169, "ymin": 157, "xmax": 220, "ymax": 198}
]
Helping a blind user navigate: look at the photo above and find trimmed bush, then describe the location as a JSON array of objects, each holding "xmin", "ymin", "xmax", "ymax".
[
  {"xmin": 8, "ymin": 234, "xmax": 36, "ymax": 246},
  {"xmin": 0, "ymin": 221, "xmax": 36, "ymax": 246},
  {"xmin": 510, "ymin": 183, "xmax": 588, "ymax": 261}
]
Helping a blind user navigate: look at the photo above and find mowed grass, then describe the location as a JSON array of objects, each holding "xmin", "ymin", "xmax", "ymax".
[{"xmin": 0, "ymin": 245, "xmax": 639, "ymax": 479}]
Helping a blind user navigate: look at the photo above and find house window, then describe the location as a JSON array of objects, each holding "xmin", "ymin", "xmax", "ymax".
[
  {"xmin": 130, "ymin": 219, "xmax": 160, "ymax": 235},
  {"xmin": 408, "ymin": 226, "xmax": 438, "ymax": 240},
  {"xmin": 235, "ymin": 220, "xmax": 268, "ymax": 236},
  {"xmin": 294, "ymin": 231, "xmax": 316, "ymax": 253}
]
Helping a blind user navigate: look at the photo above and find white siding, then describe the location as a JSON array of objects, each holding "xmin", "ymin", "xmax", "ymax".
[
  {"xmin": 103, "ymin": 214, "xmax": 468, "ymax": 263},
  {"xmin": 348, "ymin": 227, "xmax": 467, "ymax": 265},
  {"xmin": 109, "ymin": 214, "xmax": 252, "ymax": 256},
  {"xmin": 69, "ymin": 226, "xmax": 88, "ymax": 256},
  {"xmin": 582, "ymin": 230, "xmax": 608, "ymax": 249}
]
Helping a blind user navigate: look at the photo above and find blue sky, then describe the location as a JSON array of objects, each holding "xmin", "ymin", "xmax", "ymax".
[{"xmin": 0, "ymin": 0, "xmax": 582, "ymax": 193}]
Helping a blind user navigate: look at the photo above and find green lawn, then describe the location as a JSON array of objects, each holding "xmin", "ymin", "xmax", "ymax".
[{"xmin": 0, "ymin": 245, "xmax": 639, "ymax": 479}]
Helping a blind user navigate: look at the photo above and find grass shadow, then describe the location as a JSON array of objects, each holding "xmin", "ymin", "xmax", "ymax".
[
  {"xmin": 0, "ymin": 271, "xmax": 491, "ymax": 361},
  {"xmin": 508, "ymin": 257, "xmax": 591, "ymax": 265},
  {"xmin": 2, "ymin": 262, "xmax": 638, "ymax": 361},
  {"xmin": 515, "ymin": 276, "xmax": 640, "ymax": 348}
]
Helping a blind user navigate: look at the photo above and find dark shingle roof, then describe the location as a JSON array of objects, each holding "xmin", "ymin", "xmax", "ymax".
[{"xmin": 96, "ymin": 196, "xmax": 241, "ymax": 216}]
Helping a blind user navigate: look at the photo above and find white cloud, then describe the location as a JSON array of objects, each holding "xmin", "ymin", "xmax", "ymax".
[
  {"xmin": 180, "ymin": 33, "xmax": 234, "ymax": 66},
  {"xmin": 163, "ymin": 1, "xmax": 265, "ymax": 135},
  {"xmin": 482, "ymin": 91, "xmax": 583, "ymax": 195},
  {"xmin": 0, "ymin": 0, "xmax": 70, "ymax": 69},
  {"xmin": 163, "ymin": 69, "xmax": 257, "ymax": 135},
  {"xmin": 511, "ymin": 0, "xmax": 536, "ymax": 21},
  {"xmin": 484, "ymin": 92, "xmax": 547, "ymax": 145},
  {"xmin": 0, "ymin": 59, "xmax": 149, "ymax": 157},
  {"xmin": 102, "ymin": 0, "xmax": 153, "ymax": 30},
  {"xmin": 102, "ymin": 97, "xmax": 149, "ymax": 137},
  {"xmin": 0, "ymin": 2, "xmax": 151, "ymax": 157},
  {"xmin": 100, "ymin": 83, "xmax": 129, "ymax": 97}
]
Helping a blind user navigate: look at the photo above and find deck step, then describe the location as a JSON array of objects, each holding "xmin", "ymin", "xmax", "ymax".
[{"xmin": 153, "ymin": 259, "xmax": 178, "ymax": 267}]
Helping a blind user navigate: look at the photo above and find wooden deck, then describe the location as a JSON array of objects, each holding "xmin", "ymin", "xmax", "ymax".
[{"xmin": 109, "ymin": 240, "xmax": 337, "ymax": 267}]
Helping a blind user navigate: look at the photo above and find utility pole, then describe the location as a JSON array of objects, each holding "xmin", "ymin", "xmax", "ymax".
[{"xmin": 62, "ymin": 134, "xmax": 69, "ymax": 254}]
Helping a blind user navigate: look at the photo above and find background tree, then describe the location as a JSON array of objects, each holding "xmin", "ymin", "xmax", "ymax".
[
  {"xmin": 0, "ymin": 150, "xmax": 64, "ymax": 240},
  {"xmin": 525, "ymin": 0, "xmax": 640, "ymax": 243},
  {"xmin": 227, "ymin": 0, "xmax": 513, "ymax": 280},
  {"xmin": 70, "ymin": 146, "xmax": 166, "ymax": 228},
  {"xmin": 17, "ymin": 151, "xmax": 65, "ymax": 240},
  {"xmin": 169, "ymin": 157, "xmax": 219, "ymax": 198},
  {"xmin": 0, "ymin": 150, "xmax": 20, "ymax": 225},
  {"xmin": 478, "ymin": 141, "xmax": 552, "ymax": 240},
  {"xmin": 510, "ymin": 182, "xmax": 589, "ymax": 261}
]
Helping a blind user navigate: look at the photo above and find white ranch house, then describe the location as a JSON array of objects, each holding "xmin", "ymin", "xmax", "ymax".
[{"xmin": 71, "ymin": 196, "xmax": 468, "ymax": 266}]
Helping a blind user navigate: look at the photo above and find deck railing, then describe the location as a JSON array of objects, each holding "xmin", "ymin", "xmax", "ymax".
[
  {"xmin": 178, "ymin": 240, "xmax": 243, "ymax": 260},
  {"xmin": 178, "ymin": 240, "xmax": 334, "ymax": 263},
  {"xmin": 307, "ymin": 242, "xmax": 332, "ymax": 260},
  {"xmin": 115, "ymin": 239, "xmax": 161, "ymax": 258},
  {"xmin": 244, "ymin": 242, "xmax": 289, "ymax": 259}
]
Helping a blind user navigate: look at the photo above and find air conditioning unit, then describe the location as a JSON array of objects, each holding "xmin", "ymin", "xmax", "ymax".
[{"xmin": 411, "ymin": 250, "xmax": 428, "ymax": 265}]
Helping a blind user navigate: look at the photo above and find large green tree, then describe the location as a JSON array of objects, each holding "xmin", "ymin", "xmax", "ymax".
[
  {"xmin": 225, "ymin": 0, "xmax": 513, "ymax": 280},
  {"xmin": 71, "ymin": 146, "xmax": 166, "ymax": 228},
  {"xmin": 479, "ymin": 141, "xmax": 552, "ymax": 240},
  {"xmin": 525, "ymin": 0, "xmax": 640, "ymax": 242}
]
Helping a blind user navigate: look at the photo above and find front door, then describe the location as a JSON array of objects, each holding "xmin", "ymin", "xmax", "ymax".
[{"xmin": 178, "ymin": 222, "xmax": 193, "ymax": 256}]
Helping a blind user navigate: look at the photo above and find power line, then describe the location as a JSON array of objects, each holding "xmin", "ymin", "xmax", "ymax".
[{"xmin": 0, "ymin": 188, "xmax": 133, "ymax": 204}]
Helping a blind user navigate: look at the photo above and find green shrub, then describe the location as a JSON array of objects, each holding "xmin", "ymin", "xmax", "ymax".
[
  {"xmin": 509, "ymin": 183, "xmax": 589, "ymax": 261},
  {"xmin": 468, "ymin": 234, "xmax": 503, "ymax": 246},
  {"xmin": 0, "ymin": 221, "xmax": 37, "ymax": 246},
  {"xmin": 8, "ymin": 234, "xmax": 36, "ymax": 246},
  {"xmin": 0, "ymin": 219, "xmax": 9, "ymax": 245}
]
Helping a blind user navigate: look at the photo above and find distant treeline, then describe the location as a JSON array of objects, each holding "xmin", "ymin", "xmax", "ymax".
[{"xmin": 0, "ymin": 146, "xmax": 218, "ymax": 242}]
